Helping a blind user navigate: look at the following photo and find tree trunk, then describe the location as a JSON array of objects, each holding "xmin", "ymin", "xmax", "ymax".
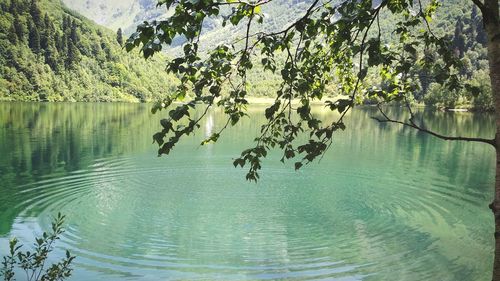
[{"xmin": 484, "ymin": 0, "xmax": 500, "ymax": 279}]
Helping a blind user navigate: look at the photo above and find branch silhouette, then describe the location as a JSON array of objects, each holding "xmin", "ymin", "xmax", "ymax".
[{"xmin": 371, "ymin": 104, "xmax": 496, "ymax": 147}]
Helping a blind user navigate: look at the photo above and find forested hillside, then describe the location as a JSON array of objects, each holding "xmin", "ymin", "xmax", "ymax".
[
  {"xmin": 352, "ymin": 0, "xmax": 492, "ymax": 110},
  {"xmin": 0, "ymin": 0, "xmax": 178, "ymax": 102},
  {"xmin": 419, "ymin": 2, "xmax": 492, "ymax": 110},
  {"xmin": 0, "ymin": 0, "xmax": 494, "ymax": 109},
  {"xmin": 190, "ymin": 0, "xmax": 493, "ymax": 110}
]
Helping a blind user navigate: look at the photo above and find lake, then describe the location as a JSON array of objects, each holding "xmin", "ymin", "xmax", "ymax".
[{"xmin": 0, "ymin": 102, "xmax": 496, "ymax": 280}]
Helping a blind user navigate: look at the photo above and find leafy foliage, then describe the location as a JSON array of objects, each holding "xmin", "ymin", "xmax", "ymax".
[
  {"xmin": 1, "ymin": 213, "xmax": 75, "ymax": 281},
  {"xmin": 126, "ymin": 0, "xmax": 486, "ymax": 180},
  {"xmin": 418, "ymin": 4, "xmax": 491, "ymax": 110},
  {"xmin": 57, "ymin": 0, "xmax": 492, "ymax": 107}
]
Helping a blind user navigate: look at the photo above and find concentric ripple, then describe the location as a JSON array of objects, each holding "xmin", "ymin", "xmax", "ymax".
[{"xmin": 0, "ymin": 104, "xmax": 495, "ymax": 281}]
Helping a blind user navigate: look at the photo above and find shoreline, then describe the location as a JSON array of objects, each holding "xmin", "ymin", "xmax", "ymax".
[{"xmin": 0, "ymin": 98, "xmax": 492, "ymax": 113}]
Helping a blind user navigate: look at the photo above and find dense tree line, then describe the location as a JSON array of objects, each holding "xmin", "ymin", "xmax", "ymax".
[
  {"xmin": 418, "ymin": 4, "xmax": 492, "ymax": 111},
  {"xmin": 0, "ymin": 0, "xmax": 493, "ymax": 110},
  {"xmin": 0, "ymin": 0, "xmax": 178, "ymax": 102},
  {"xmin": 154, "ymin": 0, "xmax": 493, "ymax": 111}
]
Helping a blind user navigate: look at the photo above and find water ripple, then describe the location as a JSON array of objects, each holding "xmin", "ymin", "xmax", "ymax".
[{"xmin": 3, "ymin": 152, "xmax": 493, "ymax": 280}]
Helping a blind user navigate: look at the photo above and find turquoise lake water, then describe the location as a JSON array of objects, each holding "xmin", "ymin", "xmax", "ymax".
[{"xmin": 0, "ymin": 102, "xmax": 496, "ymax": 280}]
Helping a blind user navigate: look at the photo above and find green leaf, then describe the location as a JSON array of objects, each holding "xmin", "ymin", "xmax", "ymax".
[
  {"xmin": 153, "ymin": 132, "xmax": 164, "ymax": 145},
  {"xmin": 294, "ymin": 162, "xmax": 303, "ymax": 170}
]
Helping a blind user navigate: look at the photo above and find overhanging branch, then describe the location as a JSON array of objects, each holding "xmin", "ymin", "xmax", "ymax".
[{"xmin": 372, "ymin": 105, "xmax": 496, "ymax": 147}]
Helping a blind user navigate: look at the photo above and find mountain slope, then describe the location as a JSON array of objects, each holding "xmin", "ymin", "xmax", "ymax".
[
  {"xmin": 62, "ymin": 0, "xmax": 313, "ymax": 48},
  {"xmin": 62, "ymin": 0, "xmax": 164, "ymax": 34},
  {"xmin": 0, "ymin": 0, "xmax": 178, "ymax": 102},
  {"xmin": 2, "ymin": 0, "xmax": 493, "ymax": 109}
]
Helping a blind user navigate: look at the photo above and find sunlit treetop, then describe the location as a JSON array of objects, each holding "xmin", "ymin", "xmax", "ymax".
[{"xmin": 126, "ymin": 0, "xmax": 490, "ymax": 181}]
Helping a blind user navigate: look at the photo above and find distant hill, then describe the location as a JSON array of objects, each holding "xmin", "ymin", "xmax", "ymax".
[
  {"xmin": 62, "ymin": 0, "xmax": 164, "ymax": 34},
  {"xmin": 62, "ymin": 0, "xmax": 314, "ymax": 50},
  {"xmin": 0, "ymin": 0, "xmax": 178, "ymax": 102}
]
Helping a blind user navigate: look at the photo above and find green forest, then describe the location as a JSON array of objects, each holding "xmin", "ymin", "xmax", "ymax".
[
  {"xmin": 0, "ymin": 0, "xmax": 494, "ymax": 110},
  {"xmin": 0, "ymin": 0, "xmax": 178, "ymax": 102},
  {"xmin": 418, "ymin": 2, "xmax": 492, "ymax": 110},
  {"xmin": 245, "ymin": 0, "xmax": 493, "ymax": 110}
]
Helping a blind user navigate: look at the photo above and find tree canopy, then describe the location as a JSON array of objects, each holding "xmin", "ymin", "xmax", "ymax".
[{"xmin": 126, "ymin": 0, "xmax": 494, "ymax": 179}]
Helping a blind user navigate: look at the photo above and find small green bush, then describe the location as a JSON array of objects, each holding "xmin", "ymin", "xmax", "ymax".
[{"xmin": 1, "ymin": 213, "xmax": 75, "ymax": 281}]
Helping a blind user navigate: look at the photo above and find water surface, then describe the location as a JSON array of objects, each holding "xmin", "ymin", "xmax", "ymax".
[{"xmin": 0, "ymin": 103, "xmax": 496, "ymax": 280}]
